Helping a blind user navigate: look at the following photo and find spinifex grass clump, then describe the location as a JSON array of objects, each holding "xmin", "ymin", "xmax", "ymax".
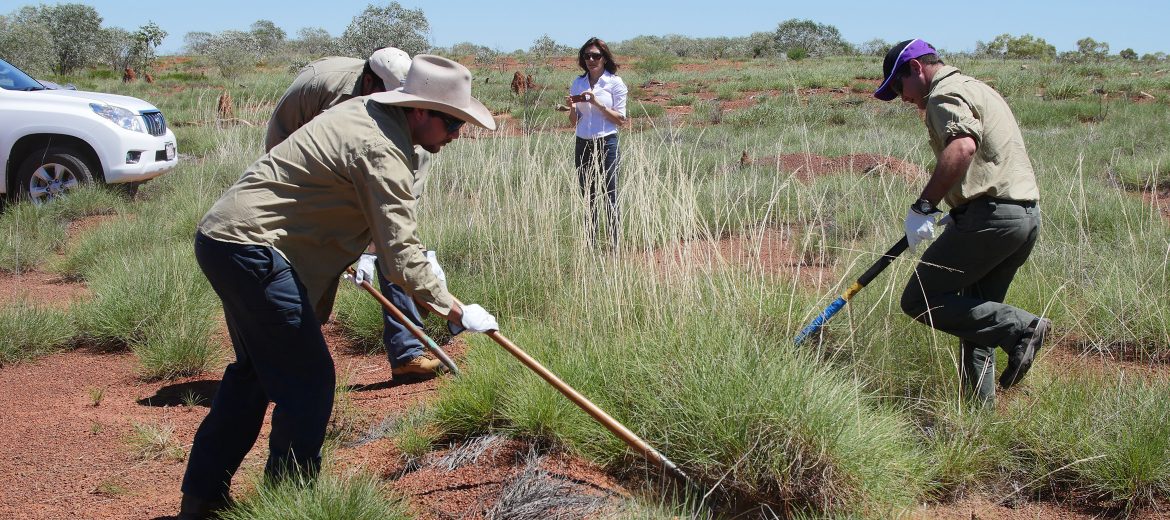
[
  {"xmin": 0, "ymin": 185, "xmax": 125, "ymax": 274},
  {"xmin": 218, "ymin": 470, "xmax": 411, "ymax": 520},
  {"xmin": 0, "ymin": 302, "xmax": 77, "ymax": 366},
  {"xmin": 1005, "ymin": 372, "xmax": 1170, "ymax": 509},
  {"xmin": 0, "ymin": 202, "xmax": 62, "ymax": 273},
  {"xmin": 78, "ymin": 246, "xmax": 220, "ymax": 379}
]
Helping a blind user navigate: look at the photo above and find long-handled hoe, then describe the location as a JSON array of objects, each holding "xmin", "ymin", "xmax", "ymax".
[
  {"xmin": 345, "ymin": 267, "xmax": 461, "ymax": 376},
  {"xmin": 344, "ymin": 269, "xmax": 698, "ymax": 491},
  {"xmin": 794, "ymin": 237, "xmax": 909, "ymax": 345},
  {"xmin": 446, "ymin": 294, "xmax": 698, "ymax": 491}
]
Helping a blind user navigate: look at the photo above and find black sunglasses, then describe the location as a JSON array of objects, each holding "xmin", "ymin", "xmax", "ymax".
[
  {"xmin": 429, "ymin": 109, "xmax": 465, "ymax": 133},
  {"xmin": 891, "ymin": 75, "xmax": 904, "ymax": 96},
  {"xmin": 583, "ymin": 52, "xmax": 604, "ymax": 61}
]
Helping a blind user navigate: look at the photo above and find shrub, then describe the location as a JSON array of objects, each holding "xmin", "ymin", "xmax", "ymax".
[
  {"xmin": 635, "ymin": 54, "xmax": 676, "ymax": 79},
  {"xmin": 773, "ymin": 19, "xmax": 854, "ymax": 58}
]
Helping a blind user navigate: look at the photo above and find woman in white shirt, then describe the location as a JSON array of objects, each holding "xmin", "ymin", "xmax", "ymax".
[{"xmin": 566, "ymin": 37, "xmax": 628, "ymax": 249}]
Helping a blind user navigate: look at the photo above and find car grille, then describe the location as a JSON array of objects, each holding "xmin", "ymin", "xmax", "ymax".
[{"xmin": 141, "ymin": 110, "xmax": 167, "ymax": 136}]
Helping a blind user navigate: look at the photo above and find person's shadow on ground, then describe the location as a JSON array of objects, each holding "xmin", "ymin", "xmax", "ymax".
[{"xmin": 137, "ymin": 380, "xmax": 220, "ymax": 408}]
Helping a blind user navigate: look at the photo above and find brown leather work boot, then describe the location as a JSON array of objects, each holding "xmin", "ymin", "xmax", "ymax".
[{"xmin": 391, "ymin": 356, "xmax": 444, "ymax": 378}]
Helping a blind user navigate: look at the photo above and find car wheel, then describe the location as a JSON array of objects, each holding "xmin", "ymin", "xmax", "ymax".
[{"xmin": 16, "ymin": 146, "xmax": 97, "ymax": 205}]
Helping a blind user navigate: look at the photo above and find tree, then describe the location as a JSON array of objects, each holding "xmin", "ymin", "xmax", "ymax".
[
  {"xmin": 293, "ymin": 27, "xmax": 336, "ymax": 58},
  {"xmin": 861, "ymin": 38, "xmax": 892, "ymax": 57},
  {"xmin": 1119, "ymin": 48, "xmax": 1138, "ymax": 61},
  {"xmin": 527, "ymin": 33, "xmax": 565, "ymax": 70},
  {"xmin": 1076, "ymin": 37, "xmax": 1109, "ymax": 62},
  {"xmin": 339, "ymin": 2, "xmax": 429, "ymax": 58},
  {"xmin": 17, "ymin": 3, "xmax": 104, "ymax": 74},
  {"xmin": 772, "ymin": 19, "xmax": 854, "ymax": 58},
  {"xmin": 746, "ymin": 31, "xmax": 777, "ymax": 58},
  {"xmin": 977, "ymin": 33, "xmax": 1054, "ymax": 60},
  {"xmin": 0, "ymin": 13, "xmax": 54, "ymax": 75},
  {"xmin": 185, "ymin": 29, "xmax": 261, "ymax": 78},
  {"xmin": 183, "ymin": 31, "xmax": 215, "ymax": 55},
  {"xmin": 1005, "ymin": 34, "xmax": 1055, "ymax": 60},
  {"xmin": 95, "ymin": 27, "xmax": 135, "ymax": 71},
  {"xmin": 975, "ymin": 34, "xmax": 1012, "ymax": 59},
  {"xmin": 698, "ymin": 37, "xmax": 736, "ymax": 60},
  {"xmin": 250, "ymin": 19, "xmax": 286, "ymax": 58},
  {"xmin": 130, "ymin": 22, "xmax": 167, "ymax": 73}
]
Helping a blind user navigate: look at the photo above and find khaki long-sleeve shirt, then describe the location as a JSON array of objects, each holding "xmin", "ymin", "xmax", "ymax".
[
  {"xmin": 265, "ymin": 57, "xmax": 365, "ymax": 152},
  {"xmin": 199, "ymin": 97, "xmax": 453, "ymax": 321},
  {"xmin": 925, "ymin": 66, "xmax": 1039, "ymax": 208}
]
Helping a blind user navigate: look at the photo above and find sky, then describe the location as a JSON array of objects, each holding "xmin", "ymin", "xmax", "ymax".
[{"xmin": 10, "ymin": 0, "xmax": 1167, "ymax": 56}]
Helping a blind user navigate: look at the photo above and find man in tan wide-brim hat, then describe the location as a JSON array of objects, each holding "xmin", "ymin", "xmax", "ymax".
[{"xmin": 177, "ymin": 55, "xmax": 497, "ymax": 520}]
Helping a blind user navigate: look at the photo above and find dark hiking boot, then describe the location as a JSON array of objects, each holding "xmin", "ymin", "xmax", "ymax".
[
  {"xmin": 177, "ymin": 493, "xmax": 230, "ymax": 520},
  {"xmin": 999, "ymin": 318, "xmax": 1050, "ymax": 390}
]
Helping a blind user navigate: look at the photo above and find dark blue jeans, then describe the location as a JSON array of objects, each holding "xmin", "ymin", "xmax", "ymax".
[
  {"xmin": 575, "ymin": 134, "xmax": 620, "ymax": 248},
  {"xmin": 183, "ymin": 232, "xmax": 335, "ymax": 501},
  {"xmin": 374, "ymin": 259, "xmax": 425, "ymax": 367}
]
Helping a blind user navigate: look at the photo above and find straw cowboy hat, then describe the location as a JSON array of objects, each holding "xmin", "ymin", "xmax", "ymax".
[{"xmin": 371, "ymin": 54, "xmax": 496, "ymax": 130}]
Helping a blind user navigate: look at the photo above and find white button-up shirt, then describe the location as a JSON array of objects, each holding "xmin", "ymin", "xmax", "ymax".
[{"xmin": 570, "ymin": 71, "xmax": 628, "ymax": 139}]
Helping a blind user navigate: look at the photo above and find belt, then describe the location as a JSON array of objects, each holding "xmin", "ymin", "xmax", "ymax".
[{"xmin": 954, "ymin": 196, "xmax": 1037, "ymax": 211}]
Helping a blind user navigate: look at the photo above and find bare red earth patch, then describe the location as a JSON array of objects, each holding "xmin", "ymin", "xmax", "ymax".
[{"xmin": 0, "ymin": 270, "xmax": 90, "ymax": 308}]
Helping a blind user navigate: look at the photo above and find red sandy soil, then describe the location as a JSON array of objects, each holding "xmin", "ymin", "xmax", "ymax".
[
  {"xmin": 1141, "ymin": 188, "xmax": 1170, "ymax": 221},
  {"xmin": 0, "ymin": 270, "xmax": 90, "ymax": 308}
]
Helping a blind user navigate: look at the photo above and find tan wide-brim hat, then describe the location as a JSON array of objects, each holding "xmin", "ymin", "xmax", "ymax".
[{"xmin": 370, "ymin": 54, "xmax": 496, "ymax": 131}]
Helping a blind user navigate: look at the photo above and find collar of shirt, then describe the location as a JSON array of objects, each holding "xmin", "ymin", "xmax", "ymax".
[{"xmin": 928, "ymin": 65, "xmax": 963, "ymax": 98}]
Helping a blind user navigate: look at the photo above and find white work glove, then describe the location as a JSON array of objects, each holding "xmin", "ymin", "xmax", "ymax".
[
  {"xmin": 351, "ymin": 253, "xmax": 377, "ymax": 286},
  {"xmin": 425, "ymin": 250, "xmax": 446, "ymax": 283},
  {"xmin": 449, "ymin": 303, "xmax": 498, "ymax": 335},
  {"xmin": 904, "ymin": 209, "xmax": 938, "ymax": 252}
]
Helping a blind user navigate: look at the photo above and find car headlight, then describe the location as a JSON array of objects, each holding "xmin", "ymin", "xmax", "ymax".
[{"xmin": 90, "ymin": 103, "xmax": 145, "ymax": 133}]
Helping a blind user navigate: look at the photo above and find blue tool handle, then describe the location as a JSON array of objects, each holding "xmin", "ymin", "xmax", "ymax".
[{"xmin": 793, "ymin": 297, "xmax": 846, "ymax": 345}]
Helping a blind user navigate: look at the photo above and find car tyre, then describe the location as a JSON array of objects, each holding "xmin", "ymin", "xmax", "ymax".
[{"xmin": 15, "ymin": 146, "xmax": 96, "ymax": 205}]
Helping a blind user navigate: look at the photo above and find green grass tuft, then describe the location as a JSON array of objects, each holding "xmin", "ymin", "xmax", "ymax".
[{"xmin": 218, "ymin": 471, "xmax": 411, "ymax": 520}]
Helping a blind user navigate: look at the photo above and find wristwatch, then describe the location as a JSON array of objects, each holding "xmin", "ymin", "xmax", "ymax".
[{"xmin": 910, "ymin": 198, "xmax": 940, "ymax": 216}]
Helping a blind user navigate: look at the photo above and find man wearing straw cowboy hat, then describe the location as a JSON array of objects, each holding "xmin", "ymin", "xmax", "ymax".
[
  {"xmin": 267, "ymin": 47, "xmax": 450, "ymax": 380},
  {"xmin": 874, "ymin": 38, "xmax": 1049, "ymax": 406},
  {"xmin": 178, "ymin": 55, "xmax": 498, "ymax": 519}
]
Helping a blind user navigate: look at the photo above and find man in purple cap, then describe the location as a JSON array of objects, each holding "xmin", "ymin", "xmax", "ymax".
[{"xmin": 874, "ymin": 39, "xmax": 1049, "ymax": 405}]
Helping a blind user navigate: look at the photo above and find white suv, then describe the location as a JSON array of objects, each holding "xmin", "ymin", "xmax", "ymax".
[{"xmin": 0, "ymin": 57, "xmax": 178, "ymax": 204}]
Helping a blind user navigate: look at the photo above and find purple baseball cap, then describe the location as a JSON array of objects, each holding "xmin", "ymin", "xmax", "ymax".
[{"xmin": 873, "ymin": 39, "xmax": 937, "ymax": 101}]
